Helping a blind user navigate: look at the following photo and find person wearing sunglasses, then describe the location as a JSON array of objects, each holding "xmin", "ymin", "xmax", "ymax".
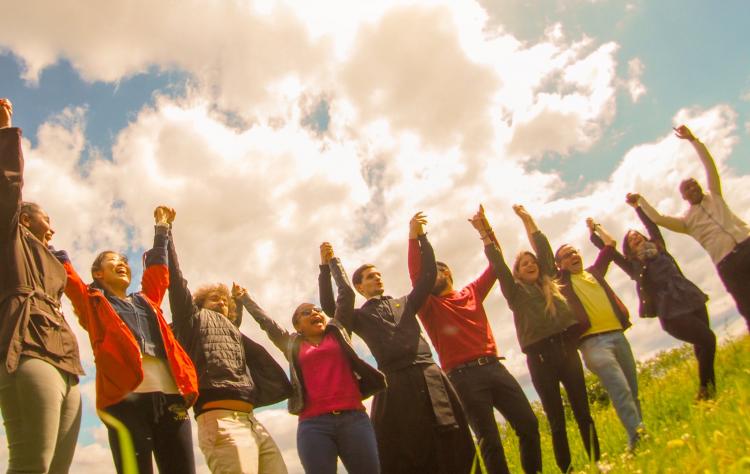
[{"xmin": 242, "ymin": 242, "xmax": 385, "ymax": 474}]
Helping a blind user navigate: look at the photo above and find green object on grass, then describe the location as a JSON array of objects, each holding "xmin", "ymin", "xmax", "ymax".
[{"xmin": 98, "ymin": 410, "xmax": 138, "ymax": 474}]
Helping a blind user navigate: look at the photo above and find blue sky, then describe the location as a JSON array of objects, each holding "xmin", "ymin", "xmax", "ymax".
[{"xmin": 1, "ymin": 1, "xmax": 749, "ymax": 472}]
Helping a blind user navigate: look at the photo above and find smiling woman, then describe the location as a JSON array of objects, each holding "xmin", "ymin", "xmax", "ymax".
[
  {"xmin": 52, "ymin": 206, "xmax": 199, "ymax": 474},
  {"xmin": 471, "ymin": 204, "xmax": 600, "ymax": 473},
  {"xmin": 241, "ymin": 242, "xmax": 386, "ymax": 474},
  {"xmin": 0, "ymin": 98, "xmax": 84, "ymax": 474}
]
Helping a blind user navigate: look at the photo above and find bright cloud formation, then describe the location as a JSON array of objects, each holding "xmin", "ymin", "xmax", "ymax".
[{"xmin": 1, "ymin": 0, "xmax": 748, "ymax": 472}]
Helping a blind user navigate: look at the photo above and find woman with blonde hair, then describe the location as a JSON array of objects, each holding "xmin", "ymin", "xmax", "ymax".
[{"xmin": 471, "ymin": 204, "xmax": 599, "ymax": 473}]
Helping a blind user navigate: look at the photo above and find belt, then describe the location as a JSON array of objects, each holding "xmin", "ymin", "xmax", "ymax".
[
  {"xmin": 718, "ymin": 237, "xmax": 750, "ymax": 268},
  {"xmin": 449, "ymin": 356, "xmax": 499, "ymax": 373},
  {"xmin": 578, "ymin": 329, "xmax": 622, "ymax": 345}
]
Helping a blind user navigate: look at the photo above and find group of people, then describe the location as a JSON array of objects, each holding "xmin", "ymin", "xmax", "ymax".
[{"xmin": 1, "ymin": 95, "xmax": 748, "ymax": 474}]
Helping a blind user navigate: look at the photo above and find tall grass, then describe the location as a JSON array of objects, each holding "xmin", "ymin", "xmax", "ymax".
[{"xmin": 491, "ymin": 335, "xmax": 750, "ymax": 473}]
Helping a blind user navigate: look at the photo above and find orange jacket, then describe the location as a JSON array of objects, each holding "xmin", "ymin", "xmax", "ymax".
[{"xmin": 59, "ymin": 254, "xmax": 198, "ymax": 410}]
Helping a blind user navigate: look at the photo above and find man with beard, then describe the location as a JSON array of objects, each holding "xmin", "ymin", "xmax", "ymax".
[
  {"xmin": 320, "ymin": 212, "xmax": 474, "ymax": 474},
  {"xmin": 637, "ymin": 125, "xmax": 750, "ymax": 332},
  {"xmin": 408, "ymin": 209, "xmax": 541, "ymax": 474}
]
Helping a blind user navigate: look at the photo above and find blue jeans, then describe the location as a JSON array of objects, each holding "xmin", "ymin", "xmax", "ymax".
[
  {"xmin": 297, "ymin": 410, "xmax": 379, "ymax": 474},
  {"xmin": 578, "ymin": 331, "xmax": 643, "ymax": 446}
]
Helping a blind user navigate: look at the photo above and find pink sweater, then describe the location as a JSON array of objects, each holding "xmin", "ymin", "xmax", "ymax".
[{"xmin": 298, "ymin": 332, "xmax": 364, "ymax": 420}]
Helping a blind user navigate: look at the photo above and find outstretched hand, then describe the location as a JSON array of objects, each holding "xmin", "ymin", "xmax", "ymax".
[
  {"xmin": 231, "ymin": 282, "xmax": 247, "ymax": 300},
  {"xmin": 320, "ymin": 242, "xmax": 334, "ymax": 264},
  {"xmin": 625, "ymin": 193, "xmax": 641, "ymax": 208},
  {"xmin": 0, "ymin": 98, "xmax": 13, "ymax": 129},
  {"xmin": 673, "ymin": 125, "xmax": 696, "ymax": 142},
  {"xmin": 409, "ymin": 211, "xmax": 427, "ymax": 238},
  {"xmin": 585, "ymin": 217, "xmax": 597, "ymax": 232}
]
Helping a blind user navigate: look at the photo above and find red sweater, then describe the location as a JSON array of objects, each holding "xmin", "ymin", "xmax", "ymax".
[{"xmin": 409, "ymin": 238, "xmax": 499, "ymax": 371}]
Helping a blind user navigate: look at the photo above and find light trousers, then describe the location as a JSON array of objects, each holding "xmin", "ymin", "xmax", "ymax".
[
  {"xmin": 198, "ymin": 409, "xmax": 287, "ymax": 474},
  {"xmin": 579, "ymin": 331, "xmax": 643, "ymax": 446},
  {"xmin": 0, "ymin": 356, "xmax": 81, "ymax": 474}
]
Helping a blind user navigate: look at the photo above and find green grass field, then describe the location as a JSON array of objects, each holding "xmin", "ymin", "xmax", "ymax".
[{"xmin": 485, "ymin": 335, "xmax": 750, "ymax": 474}]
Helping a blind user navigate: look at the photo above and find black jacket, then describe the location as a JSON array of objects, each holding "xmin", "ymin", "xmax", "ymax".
[{"xmin": 168, "ymin": 230, "xmax": 291, "ymax": 414}]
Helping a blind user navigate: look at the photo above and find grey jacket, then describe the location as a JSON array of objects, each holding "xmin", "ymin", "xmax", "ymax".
[{"xmin": 245, "ymin": 257, "xmax": 386, "ymax": 415}]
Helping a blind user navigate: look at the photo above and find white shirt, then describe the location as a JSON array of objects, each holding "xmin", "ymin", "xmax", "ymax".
[
  {"xmin": 641, "ymin": 193, "xmax": 750, "ymax": 265},
  {"xmin": 683, "ymin": 192, "xmax": 750, "ymax": 264}
]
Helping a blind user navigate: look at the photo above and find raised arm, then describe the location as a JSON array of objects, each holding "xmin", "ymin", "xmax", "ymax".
[
  {"xmin": 318, "ymin": 242, "xmax": 338, "ymax": 319},
  {"xmin": 514, "ymin": 205, "xmax": 556, "ymax": 277},
  {"xmin": 166, "ymin": 210, "xmax": 200, "ymax": 332},
  {"xmin": 626, "ymin": 194, "xmax": 666, "ymax": 248},
  {"xmin": 675, "ymin": 125, "xmax": 721, "ymax": 196},
  {"xmin": 470, "ymin": 205, "xmax": 519, "ymax": 304},
  {"xmin": 512, "ymin": 204, "xmax": 540, "ymax": 250},
  {"xmin": 52, "ymin": 250, "xmax": 95, "ymax": 332},
  {"xmin": 318, "ymin": 242, "xmax": 356, "ymax": 331},
  {"xmin": 328, "ymin": 255, "xmax": 356, "ymax": 330},
  {"xmin": 402, "ymin": 212, "xmax": 437, "ymax": 320},
  {"xmin": 237, "ymin": 291, "xmax": 294, "ymax": 356},
  {"xmin": 586, "ymin": 218, "xmax": 616, "ymax": 276},
  {"xmin": 588, "ymin": 224, "xmax": 634, "ymax": 279},
  {"xmin": 141, "ymin": 207, "xmax": 171, "ymax": 305},
  {"xmin": 628, "ymin": 192, "xmax": 688, "ymax": 234},
  {"xmin": 0, "ymin": 99, "xmax": 22, "ymax": 242}
]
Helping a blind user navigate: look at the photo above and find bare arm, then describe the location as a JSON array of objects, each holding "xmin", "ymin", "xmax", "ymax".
[
  {"xmin": 628, "ymin": 193, "xmax": 688, "ymax": 234},
  {"xmin": 675, "ymin": 125, "xmax": 721, "ymax": 196}
]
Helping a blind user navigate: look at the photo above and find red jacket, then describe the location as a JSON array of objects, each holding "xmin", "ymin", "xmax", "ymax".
[{"xmin": 59, "ymin": 253, "xmax": 198, "ymax": 410}]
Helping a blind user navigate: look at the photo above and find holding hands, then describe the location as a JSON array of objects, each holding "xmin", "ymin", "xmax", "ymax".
[
  {"xmin": 0, "ymin": 98, "xmax": 13, "ymax": 129},
  {"xmin": 625, "ymin": 193, "xmax": 641, "ymax": 208},
  {"xmin": 320, "ymin": 242, "xmax": 335, "ymax": 265},
  {"xmin": 231, "ymin": 283, "xmax": 247, "ymax": 300},
  {"xmin": 154, "ymin": 206, "xmax": 176, "ymax": 226},
  {"xmin": 409, "ymin": 211, "xmax": 428, "ymax": 238},
  {"xmin": 586, "ymin": 217, "xmax": 598, "ymax": 232},
  {"xmin": 469, "ymin": 204, "xmax": 493, "ymax": 238}
]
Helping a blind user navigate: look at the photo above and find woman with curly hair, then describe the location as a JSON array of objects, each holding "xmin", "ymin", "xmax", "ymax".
[
  {"xmin": 471, "ymin": 204, "xmax": 599, "ymax": 473},
  {"xmin": 54, "ymin": 206, "xmax": 198, "ymax": 474}
]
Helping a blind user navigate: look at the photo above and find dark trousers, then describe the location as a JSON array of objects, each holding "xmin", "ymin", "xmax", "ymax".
[
  {"xmin": 526, "ymin": 337, "xmax": 600, "ymax": 473},
  {"xmin": 448, "ymin": 361, "xmax": 541, "ymax": 474},
  {"xmin": 371, "ymin": 363, "xmax": 475, "ymax": 474},
  {"xmin": 297, "ymin": 410, "xmax": 380, "ymax": 474},
  {"xmin": 103, "ymin": 392, "xmax": 195, "ymax": 474},
  {"xmin": 717, "ymin": 238, "xmax": 750, "ymax": 332},
  {"xmin": 661, "ymin": 306, "xmax": 716, "ymax": 390}
]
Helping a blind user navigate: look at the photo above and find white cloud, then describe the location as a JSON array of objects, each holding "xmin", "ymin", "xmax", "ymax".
[
  {"xmin": 2, "ymin": 2, "xmax": 748, "ymax": 473},
  {"xmin": 624, "ymin": 57, "xmax": 646, "ymax": 102}
]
